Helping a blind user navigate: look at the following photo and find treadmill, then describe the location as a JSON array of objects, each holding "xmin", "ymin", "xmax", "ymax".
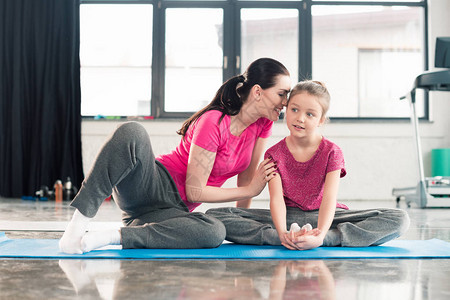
[{"xmin": 392, "ymin": 37, "xmax": 450, "ymax": 208}]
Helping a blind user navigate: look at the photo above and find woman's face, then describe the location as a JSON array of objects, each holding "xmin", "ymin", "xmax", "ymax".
[{"xmin": 258, "ymin": 75, "xmax": 291, "ymax": 122}]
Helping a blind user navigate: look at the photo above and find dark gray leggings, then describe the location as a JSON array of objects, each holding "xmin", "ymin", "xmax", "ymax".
[
  {"xmin": 71, "ymin": 122, "xmax": 225, "ymax": 249},
  {"xmin": 206, "ymin": 206, "xmax": 410, "ymax": 247}
]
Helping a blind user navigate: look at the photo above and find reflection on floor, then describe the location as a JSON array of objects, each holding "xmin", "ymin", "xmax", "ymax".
[{"xmin": 0, "ymin": 197, "xmax": 449, "ymax": 300}]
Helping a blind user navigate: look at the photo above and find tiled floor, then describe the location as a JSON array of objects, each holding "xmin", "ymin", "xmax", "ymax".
[{"xmin": 0, "ymin": 197, "xmax": 449, "ymax": 300}]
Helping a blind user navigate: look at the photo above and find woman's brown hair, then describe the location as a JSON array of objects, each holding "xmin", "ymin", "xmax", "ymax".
[{"xmin": 177, "ymin": 58, "xmax": 289, "ymax": 137}]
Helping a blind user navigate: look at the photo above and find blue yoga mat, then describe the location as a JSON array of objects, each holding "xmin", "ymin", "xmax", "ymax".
[{"xmin": 1, "ymin": 233, "xmax": 449, "ymax": 259}]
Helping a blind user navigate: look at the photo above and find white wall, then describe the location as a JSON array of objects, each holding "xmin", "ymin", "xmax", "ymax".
[{"xmin": 81, "ymin": 0, "xmax": 450, "ymax": 202}]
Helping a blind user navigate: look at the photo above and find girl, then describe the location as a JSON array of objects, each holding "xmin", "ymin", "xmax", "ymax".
[
  {"xmin": 59, "ymin": 58, "xmax": 288, "ymax": 254},
  {"xmin": 206, "ymin": 80, "xmax": 410, "ymax": 250}
]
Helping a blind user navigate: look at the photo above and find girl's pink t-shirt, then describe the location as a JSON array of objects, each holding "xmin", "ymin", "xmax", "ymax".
[
  {"xmin": 264, "ymin": 137, "xmax": 348, "ymax": 211},
  {"xmin": 157, "ymin": 110, "xmax": 273, "ymax": 211}
]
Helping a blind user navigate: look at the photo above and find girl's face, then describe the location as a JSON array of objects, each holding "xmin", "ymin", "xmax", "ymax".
[
  {"xmin": 258, "ymin": 75, "xmax": 291, "ymax": 122},
  {"xmin": 285, "ymin": 92, "xmax": 325, "ymax": 138}
]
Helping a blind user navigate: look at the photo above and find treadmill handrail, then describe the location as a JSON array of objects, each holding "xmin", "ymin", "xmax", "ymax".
[
  {"xmin": 413, "ymin": 69, "xmax": 450, "ymax": 90},
  {"xmin": 401, "ymin": 69, "xmax": 450, "ymax": 102}
]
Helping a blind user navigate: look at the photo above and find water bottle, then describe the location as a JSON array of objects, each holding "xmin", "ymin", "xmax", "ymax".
[
  {"xmin": 54, "ymin": 180, "xmax": 63, "ymax": 202},
  {"xmin": 63, "ymin": 177, "xmax": 73, "ymax": 201}
]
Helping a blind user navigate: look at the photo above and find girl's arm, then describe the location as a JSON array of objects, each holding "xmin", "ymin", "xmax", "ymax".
[
  {"xmin": 236, "ymin": 137, "xmax": 268, "ymax": 208},
  {"xmin": 290, "ymin": 169, "xmax": 341, "ymax": 250},
  {"xmin": 316, "ymin": 169, "xmax": 341, "ymax": 235},
  {"xmin": 185, "ymin": 143, "xmax": 276, "ymax": 203},
  {"xmin": 270, "ymin": 174, "xmax": 320, "ymax": 250},
  {"xmin": 269, "ymin": 174, "xmax": 287, "ymax": 235}
]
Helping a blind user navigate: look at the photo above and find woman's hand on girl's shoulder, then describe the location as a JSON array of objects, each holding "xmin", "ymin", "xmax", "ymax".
[{"xmin": 247, "ymin": 158, "xmax": 277, "ymax": 197}]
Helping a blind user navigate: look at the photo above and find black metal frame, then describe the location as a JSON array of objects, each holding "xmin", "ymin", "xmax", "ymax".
[{"xmin": 80, "ymin": 0, "xmax": 429, "ymax": 120}]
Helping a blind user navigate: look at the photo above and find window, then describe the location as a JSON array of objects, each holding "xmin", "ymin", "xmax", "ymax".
[
  {"xmin": 80, "ymin": 1, "xmax": 428, "ymax": 120},
  {"xmin": 165, "ymin": 8, "xmax": 223, "ymax": 113},
  {"xmin": 241, "ymin": 8, "xmax": 299, "ymax": 83},
  {"xmin": 315, "ymin": 0, "xmax": 423, "ymax": 2},
  {"xmin": 80, "ymin": 4, "xmax": 153, "ymax": 117},
  {"xmin": 311, "ymin": 5, "xmax": 425, "ymax": 118},
  {"xmin": 358, "ymin": 49, "xmax": 424, "ymax": 117}
]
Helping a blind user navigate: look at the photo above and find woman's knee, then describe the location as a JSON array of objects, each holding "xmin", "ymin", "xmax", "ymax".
[
  {"xmin": 114, "ymin": 122, "xmax": 149, "ymax": 143},
  {"xmin": 192, "ymin": 213, "xmax": 226, "ymax": 248},
  {"xmin": 111, "ymin": 122, "xmax": 152, "ymax": 163}
]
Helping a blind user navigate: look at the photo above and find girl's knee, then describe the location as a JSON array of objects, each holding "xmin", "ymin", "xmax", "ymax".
[
  {"xmin": 205, "ymin": 207, "xmax": 232, "ymax": 217},
  {"xmin": 383, "ymin": 208, "xmax": 410, "ymax": 236},
  {"xmin": 394, "ymin": 209, "xmax": 410, "ymax": 236}
]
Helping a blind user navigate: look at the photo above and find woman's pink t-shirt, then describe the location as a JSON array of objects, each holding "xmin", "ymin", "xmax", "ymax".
[
  {"xmin": 157, "ymin": 110, "xmax": 273, "ymax": 211},
  {"xmin": 264, "ymin": 137, "xmax": 348, "ymax": 211}
]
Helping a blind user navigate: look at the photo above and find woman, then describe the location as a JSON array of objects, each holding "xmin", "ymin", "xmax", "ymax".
[{"xmin": 59, "ymin": 58, "xmax": 291, "ymax": 254}]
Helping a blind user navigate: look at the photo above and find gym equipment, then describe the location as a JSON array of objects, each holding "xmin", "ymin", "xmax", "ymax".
[{"xmin": 392, "ymin": 37, "xmax": 450, "ymax": 208}]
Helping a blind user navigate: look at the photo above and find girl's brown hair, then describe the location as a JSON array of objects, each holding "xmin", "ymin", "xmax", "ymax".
[{"xmin": 288, "ymin": 80, "xmax": 331, "ymax": 120}]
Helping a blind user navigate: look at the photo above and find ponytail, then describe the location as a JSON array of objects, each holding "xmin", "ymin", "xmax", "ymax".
[
  {"xmin": 177, "ymin": 75, "xmax": 244, "ymax": 137},
  {"xmin": 177, "ymin": 58, "xmax": 289, "ymax": 137}
]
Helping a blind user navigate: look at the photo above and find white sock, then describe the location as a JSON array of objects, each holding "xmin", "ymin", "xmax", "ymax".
[
  {"xmin": 289, "ymin": 223, "xmax": 301, "ymax": 233},
  {"xmin": 81, "ymin": 230, "xmax": 121, "ymax": 253},
  {"xmin": 289, "ymin": 223, "xmax": 313, "ymax": 233},
  {"xmin": 301, "ymin": 223, "xmax": 313, "ymax": 231},
  {"xmin": 59, "ymin": 210, "xmax": 92, "ymax": 254}
]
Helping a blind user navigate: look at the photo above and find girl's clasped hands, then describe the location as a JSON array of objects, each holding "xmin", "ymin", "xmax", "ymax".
[{"xmin": 281, "ymin": 223, "xmax": 323, "ymax": 251}]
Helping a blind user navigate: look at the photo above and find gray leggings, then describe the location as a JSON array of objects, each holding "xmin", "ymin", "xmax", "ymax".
[
  {"xmin": 70, "ymin": 122, "xmax": 225, "ymax": 249},
  {"xmin": 206, "ymin": 206, "xmax": 410, "ymax": 247}
]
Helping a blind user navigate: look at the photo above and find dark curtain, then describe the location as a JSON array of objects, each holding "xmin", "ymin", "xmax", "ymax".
[{"xmin": 0, "ymin": 0, "xmax": 84, "ymax": 197}]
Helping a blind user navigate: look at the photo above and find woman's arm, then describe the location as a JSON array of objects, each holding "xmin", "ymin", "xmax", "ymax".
[
  {"xmin": 185, "ymin": 143, "xmax": 276, "ymax": 203},
  {"xmin": 236, "ymin": 137, "xmax": 268, "ymax": 208},
  {"xmin": 290, "ymin": 169, "xmax": 341, "ymax": 250}
]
